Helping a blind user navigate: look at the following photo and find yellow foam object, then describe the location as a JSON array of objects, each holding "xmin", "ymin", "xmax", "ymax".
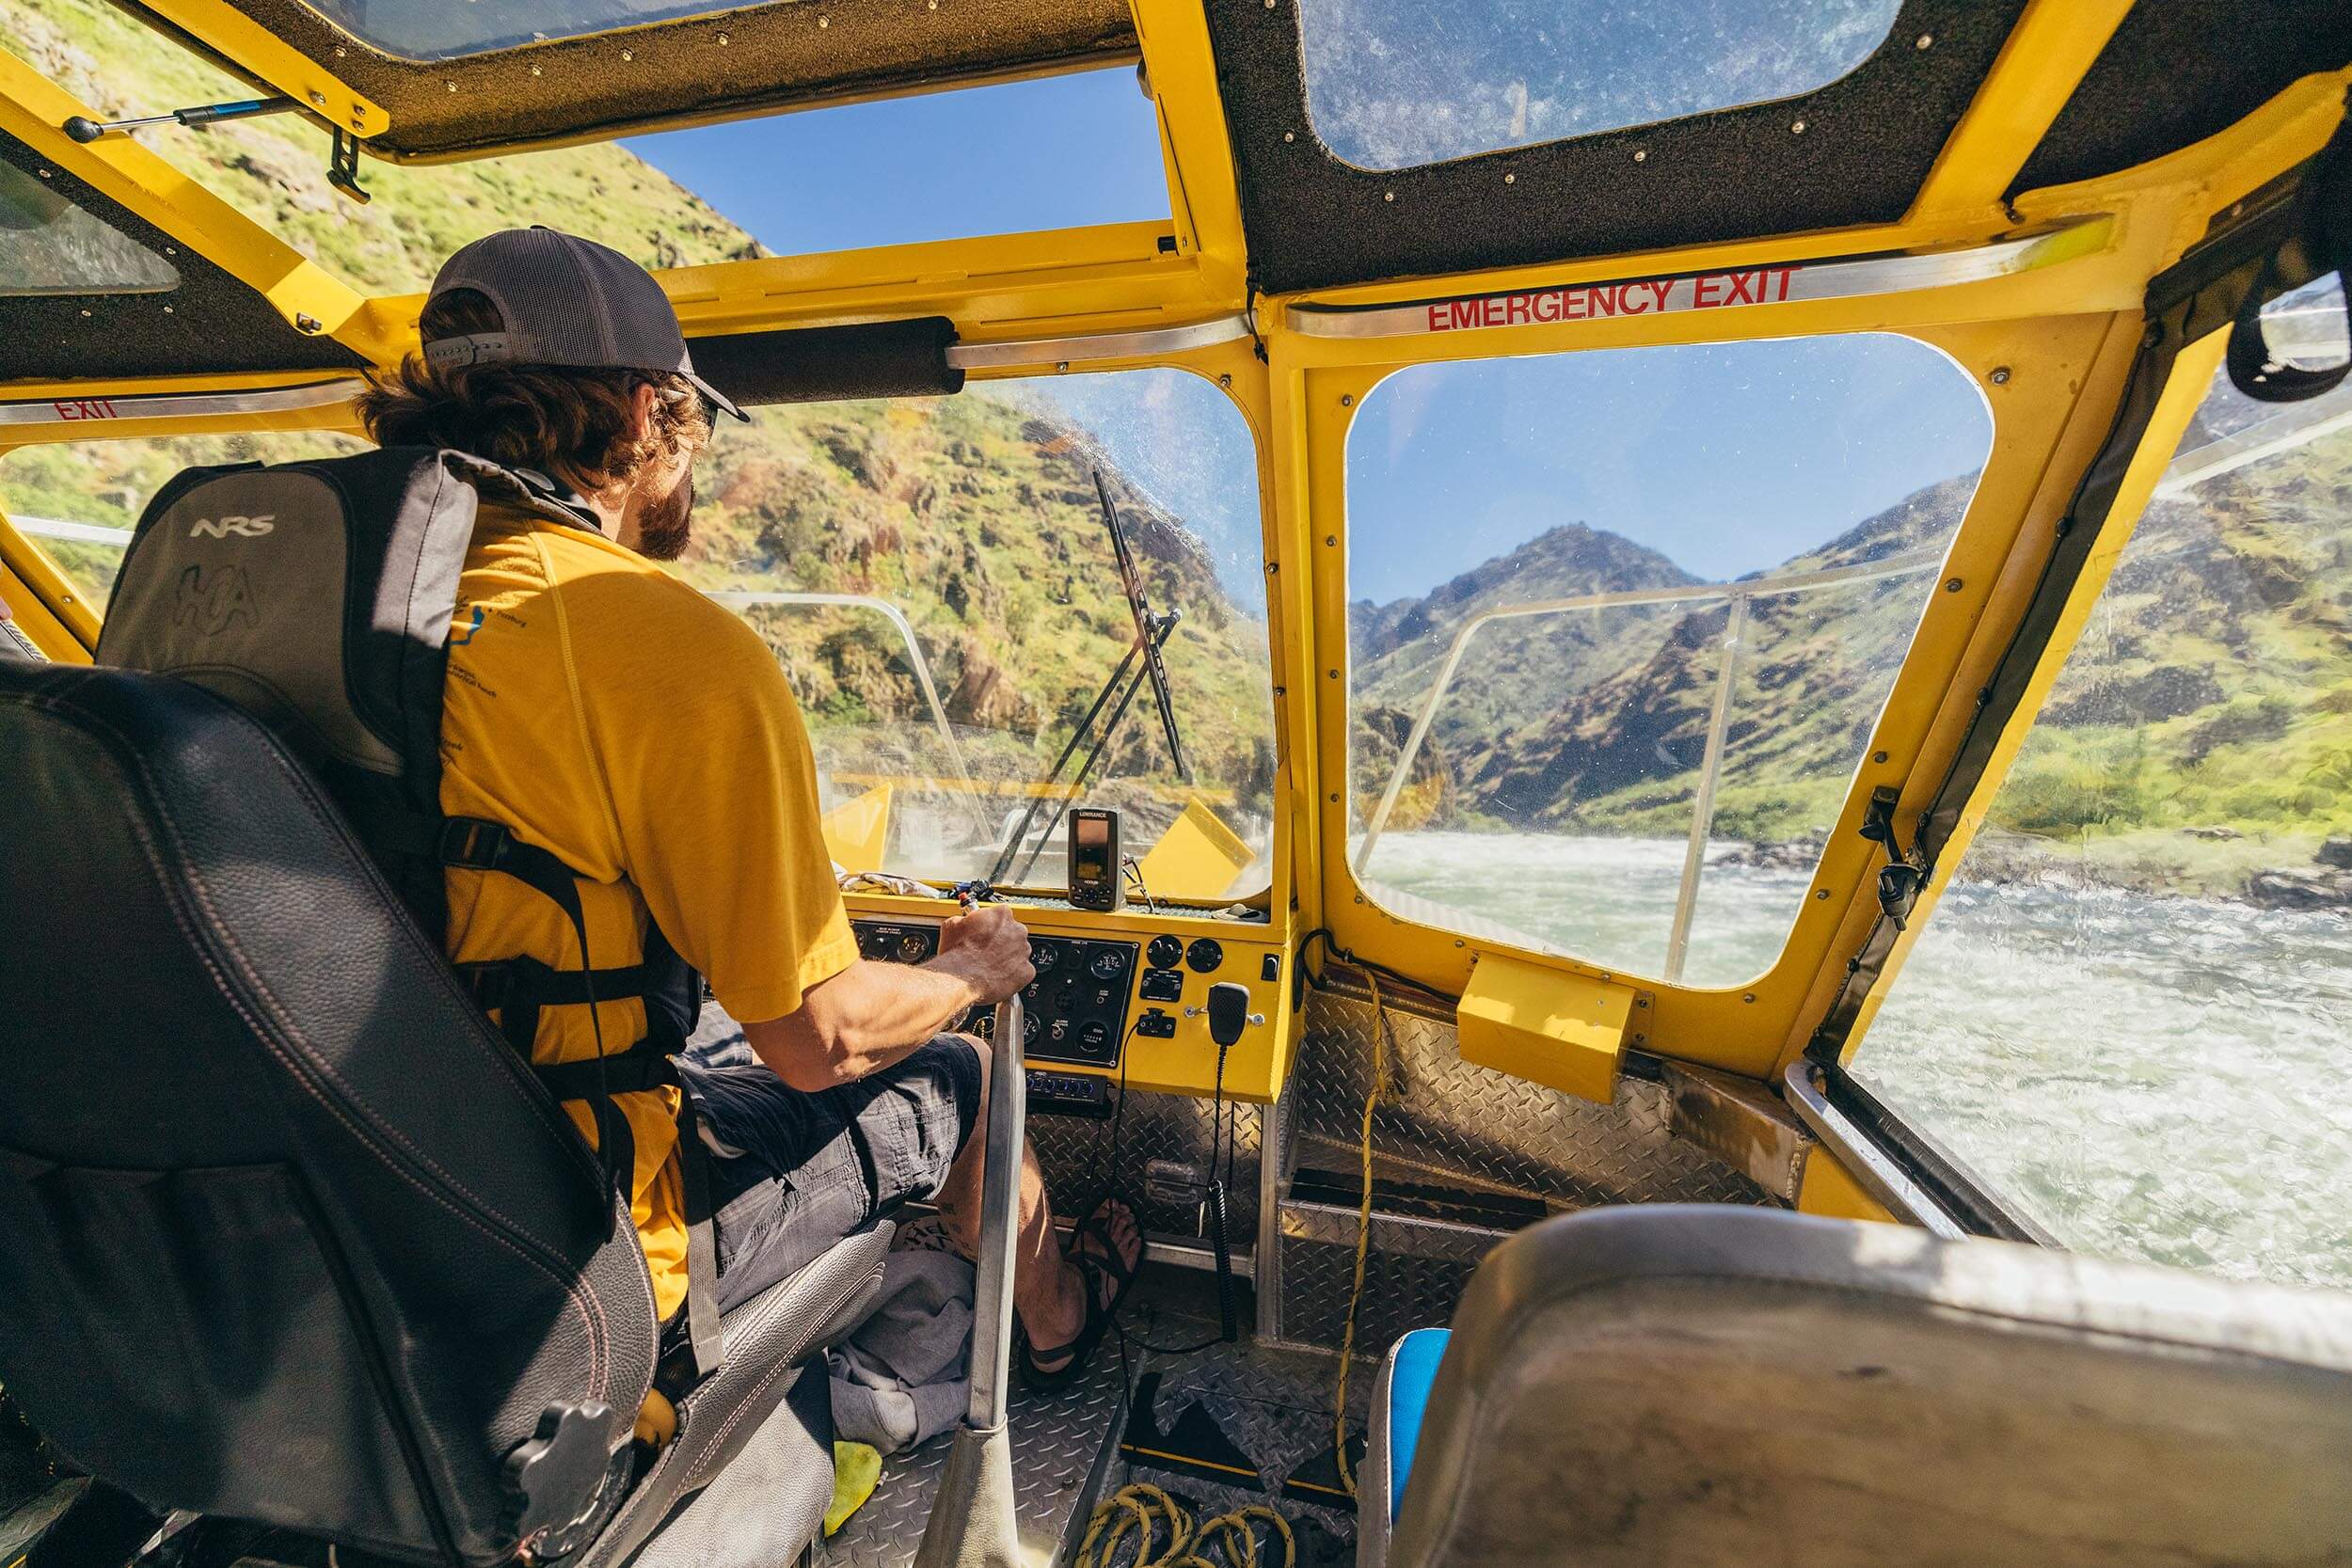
[
  {"xmin": 820, "ymin": 784, "xmax": 893, "ymax": 872},
  {"xmin": 1454, "ymin": 950, "xmax": 1635, "ymax": 1105},
  {"xmin": 1135, "ymin": 797, "xmax": 1253, "ymax": 901},
  {"xmin": 825, "ymin": 1441, "xmax": 882, "ymax": 1537}
]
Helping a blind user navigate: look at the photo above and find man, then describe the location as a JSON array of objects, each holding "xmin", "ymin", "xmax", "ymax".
[{"xmin": 358, "ymin": 228, "xmax": 1138, "ymax": 1389}]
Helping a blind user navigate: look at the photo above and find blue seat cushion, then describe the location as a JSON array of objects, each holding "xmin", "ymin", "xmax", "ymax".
[{"xmin": 1385, "ymin": 1328, "xmax": 1452, "ymax": 1524}]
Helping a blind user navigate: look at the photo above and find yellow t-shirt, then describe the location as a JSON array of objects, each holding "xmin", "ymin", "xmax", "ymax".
[{"xmin": 439, "ymin": 499, "xmax": 859, "ymax": 1320}]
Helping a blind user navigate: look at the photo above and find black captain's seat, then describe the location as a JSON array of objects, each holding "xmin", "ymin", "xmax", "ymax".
[{"xmin": 0, "ymin": 658, "xmax": 891, "ymax": 1567}]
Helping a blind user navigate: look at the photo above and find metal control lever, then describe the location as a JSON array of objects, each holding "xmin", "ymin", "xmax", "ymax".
[{"xmin": 914, "ymin": 992, "xmax": 1025, "ymax": 1568}]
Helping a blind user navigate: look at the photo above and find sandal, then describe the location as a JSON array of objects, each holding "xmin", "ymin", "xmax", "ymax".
[{"xmin": 1021, "ymin": 1196, "xmax": 1143, "ymax": 1391}]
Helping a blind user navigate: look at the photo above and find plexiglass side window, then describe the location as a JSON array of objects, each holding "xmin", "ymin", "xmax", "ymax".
[
  {"xmin": 1854, "ymin": 281, "xmax": 2352, "ymax": 1289},
  {"xmin": 683, "ymin": 370, "xmax": 1276, "ymax": 899},
  {"xmin": 1345, "ymin": 334, "xmax": 1991, "ymax": 986}
]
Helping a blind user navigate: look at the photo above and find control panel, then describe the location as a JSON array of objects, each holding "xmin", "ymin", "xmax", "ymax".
[
  {"xmin": 850, "ymin": 918, "xmax": 1135, "ymax": 1069},
  {"xmin": 847, "ymin": 911, "xmax": 1287, "ymax": 1100}
]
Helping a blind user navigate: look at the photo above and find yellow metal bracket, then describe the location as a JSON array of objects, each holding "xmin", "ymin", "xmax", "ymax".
[
  {"xmin": 130, "ymin": 0, "xmax": 388, "ymax": 137},
  {"xmin": 1455, "ymin": 950, "xmax": 1636, "ymax": 1106}
]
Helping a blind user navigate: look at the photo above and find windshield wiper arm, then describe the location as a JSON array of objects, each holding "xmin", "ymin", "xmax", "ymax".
[
  {"xmin": 1099, "ymin": 467, "xmax": 1191, "ymax": 786},
  {"xmin": 986, "ymin": 469, "xmax": 1193, "ymax": 885}
]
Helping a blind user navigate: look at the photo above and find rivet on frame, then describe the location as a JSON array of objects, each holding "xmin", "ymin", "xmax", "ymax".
[
  {"xmin": 1283, "ymin": 131, "xmax": 1295, "ymax": 143},
  {"xmin": 1383, "ymin": 190, "xmax": 1395, "ymax": 202},
  {"xmin": 1945, "ymin": 577, "xmax": 1964, "ymax": 593},
  {"xmin": 622, "ymin": 47, "xmax": 635, "ymax": 58},
  {"xmin": 1989, "ymin": 365, "xmax": 2012, "ymax": 385},
  {"xmin": 1503, "ymin": 172, "xmax": 1516, "ymax": 184},
  {"xmin": 1632, "ymin": 149, "xmax": 1647, "ymax": 163},
  {"xmin": 1915, "ymin": 32, "xmax": 1933, "ymax": 49},
  {"xmin": 718, "ymin": 31, "xmax": 730, "ymax": 43},
  {"xmin": 1790, "ymin": 119, "xmax": 1807, "ymax": 135}
]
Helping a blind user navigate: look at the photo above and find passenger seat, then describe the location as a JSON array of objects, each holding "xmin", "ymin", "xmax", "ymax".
[{"xmin": 1361, "ymin": 1204, "xmax": 2352, "ymax": 1567}]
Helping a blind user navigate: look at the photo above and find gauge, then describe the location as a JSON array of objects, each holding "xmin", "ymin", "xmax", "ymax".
[
  {"xmin": 1030, "ymin": 941, "xmax": 1059, "ymax": 972},
  {"xmin": 897, "ymin": 932, "xmax": 928, "ymax": 962},
  {"xmin": 1023, "ymin": 1014, "xmax": 1041, "ymax": 1046},
  {"xmin": 1079, "ymin": 1021, "xmax": 1111, "ymax": 1053},
  {"xmin": 1185, "ymin": 938, "xmax": 1224, "ymax": 974},
  {"xmin": 1089, "ymin": 949, "xmax": 1128, "ymax": 981},
  {"xmin": 1146, "ymin": 934, "xmax": 1184, "ymax": 971}
]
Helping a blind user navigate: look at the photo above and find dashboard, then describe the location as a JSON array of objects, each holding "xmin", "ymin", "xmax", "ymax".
[{"xmin": 849, "ymin": 906, "xmax": 1290, "ymax": 1103}]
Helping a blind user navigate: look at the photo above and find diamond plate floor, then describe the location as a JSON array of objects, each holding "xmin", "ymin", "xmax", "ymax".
[{"xmin": 819, "ymin": 1345, "xmax": 1127, "ymax": 1568}]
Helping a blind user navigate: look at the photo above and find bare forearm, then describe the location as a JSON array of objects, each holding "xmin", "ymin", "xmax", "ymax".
[{"xmin": 742, "ymin": 955, "xmax": 990, "ymax": 1090}]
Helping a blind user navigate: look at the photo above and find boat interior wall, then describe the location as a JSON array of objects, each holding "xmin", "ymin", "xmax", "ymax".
[
  {"xmin": 1373, "ymin": 1206, "xmax": 2352, "ymax": 1568},
  {"xmin": 0, "ymin": 129, "xmax": 363, "ymax": 383},
  {"xmin": 2011, "ymin": 1, "xmax": 2352, "ymax": 196},
  {"xmin": 1208, "ymin": 0, "xmax": 2028, "ymax": 295},
  {"xmin": 688, "ymin": 317, "xmax": 965, "ymax": 407},
  {"xmin": 113, "ymin": 0, "xmax": 1140, "ymax": 162}
]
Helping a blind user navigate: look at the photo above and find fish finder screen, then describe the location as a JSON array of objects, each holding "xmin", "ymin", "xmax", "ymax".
[{"xmin": 1073, "ymin": 814, "xmax": 1112, "ymax": 884}]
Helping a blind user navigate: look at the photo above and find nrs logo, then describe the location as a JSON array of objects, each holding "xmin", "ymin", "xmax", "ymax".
[{"xmin": 188, "ymin": 515, "xmax": 276, "ymax": 539}]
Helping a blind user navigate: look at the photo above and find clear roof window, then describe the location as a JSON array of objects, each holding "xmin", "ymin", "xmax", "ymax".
[
  {"xmin": 0, "ymin": 162, "xmax": 177, "ymax": 296},
  {"xmin": 1297, "ymin": 0, "xmax": 1905, "ymax": 170},
  {"xmin": 298, "ymin": 0, "xmax": 764, "ymax": 60}
]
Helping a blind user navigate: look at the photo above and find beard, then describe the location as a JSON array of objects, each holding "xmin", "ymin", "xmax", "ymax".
[{"xmin": 632, "ymin": 468, "xmax": 695, "ymax": 562}]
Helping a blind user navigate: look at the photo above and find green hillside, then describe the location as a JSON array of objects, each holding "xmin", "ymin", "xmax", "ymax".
[
  {"xmin": 3, "ymin": 0, "xmax": 1277, "ymax": 839},
  {"xmin": 1352, "ymin": 403, "xmax": 2352, "ymax": 896}
]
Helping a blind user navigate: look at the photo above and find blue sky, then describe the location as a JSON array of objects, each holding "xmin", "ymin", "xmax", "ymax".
[
  {"xmin": 629, "ymin": 69, "xmax": 1992, "ymax": 608},
  {"xmin": 628, "ymin": 69, "xmax": 1168, "ymax": 253}
]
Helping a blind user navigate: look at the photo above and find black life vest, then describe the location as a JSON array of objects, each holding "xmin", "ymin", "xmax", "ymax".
[{"xmin": 97, "ymin": 446, "xmax": 723, "ymax": 1373}]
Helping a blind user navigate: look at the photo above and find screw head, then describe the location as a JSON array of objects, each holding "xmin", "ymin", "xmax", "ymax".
[
  {"xmin": 1339, "ymin": 392, "xmax": 1354, "ymax": 406},
  {"xmin": 1945, "ymin": 577, "xmax": 1963, "ymax": 593},
  {"xmin": 1815, "ymin": 888, "xmax": 1831, "ymax": 900},
  {"xmin": 1872, "ymin": 750, "xmax": 1890, "ymax": 765},
  {"xmin": 717, "ymin": 30, "xmax": 730, "ymax": 42},
  {"xmin": 308, "ymin": 89, "xmax": 326, "ymax": 106},
  {"xmin": 1325, "ymin": 534, "xmax": 1337, "ymax": 546},
  {"xmin": 1383, "ymin": 190, "xmax": 1394, "ymax": 202},
  {"xmin": 1989, "ymin": 366, "xmax": 2012, "ymax": 385},
  {"xmin": 1283, "ymin": 131, "xmax": 1295, "ymax": 143},
  {"xmin": 1328, "ymin": 793, "xmax": 1339, "ymax": 803},
  {"xmin": 1915, "ymin": 32, "xmax": 1933, "ymax": 48},
  {"xmin": 1504, "ymin": 172, "xmax": 1516, "ymax": 185},
  {"xmin": 1632, "ymin": 149, "xmax": 1647, "ymax": 163},
  {"xmin": 1791, "ymin": 119, "xmax": 1807, "ymax": 135},
  {"xmin": 1742, "ymin": 992, "xmax": 1757, "ymax": 1004}
]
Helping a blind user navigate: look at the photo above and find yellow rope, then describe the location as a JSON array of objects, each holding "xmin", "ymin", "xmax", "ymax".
[
  {"xmin": 1076, "ymin": 1485, "xmax": 1295, "ymax": 1568},
  {"xmin": 1331, "ymin": 969, "xmax": 1393, "ymax": 1497}
]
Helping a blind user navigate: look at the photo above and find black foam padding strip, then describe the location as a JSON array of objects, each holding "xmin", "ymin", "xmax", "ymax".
[
  {"xmin": 1205, "ymin": 0, "xmax": 2026, "ymax": 296},
  {"xmin": 0, "ymin": 132, "xmax": 363, "ymax": 387},
  {"xmin": 690, "ymin": 317, "xmax": 963, "ymax": 405},
  {"xmin": 2013, "ymin": 2, "xmax": 2352, "ymax": 197}
]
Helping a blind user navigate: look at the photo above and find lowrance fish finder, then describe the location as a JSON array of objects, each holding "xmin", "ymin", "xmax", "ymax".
[{"xmin": 1067, "ymin": 808, "xmax": 1123, "ymax": 912}]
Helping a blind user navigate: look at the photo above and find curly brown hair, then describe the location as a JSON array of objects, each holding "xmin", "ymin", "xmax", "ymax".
[{"xmin": 357, "ymin": 288, "xmax": 710, "ymax": 493}]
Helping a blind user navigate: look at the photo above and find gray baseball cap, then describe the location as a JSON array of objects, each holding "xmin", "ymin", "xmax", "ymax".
[{"xmin": 421, "ymin": 227, "xmax": 746, "ymax": 421}]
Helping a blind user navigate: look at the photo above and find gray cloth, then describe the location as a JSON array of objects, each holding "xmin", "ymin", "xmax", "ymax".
[{"xmin": 829, "ymin": 1248, "xmax": 976, "ymax": 1455}]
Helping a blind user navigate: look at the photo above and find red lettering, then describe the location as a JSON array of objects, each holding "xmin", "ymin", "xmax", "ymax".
[
  {"xmin": 52, "ymin": 399, "xmax": 116, "ymax": 420},
  {"xmin": 1532, "ymin": 290, "xmax": 1561, "ymax": 323},
  {"xmin": 1692, "ymin": 274, "xmax": 1725, "ymax": 309},
  {"xmin": 1590, "ymin": 285, "xmax": 1618, "ymax": 319},
  {"xmin": 1731, "ymin": 270, "xmax": 1767, "ymax": 305},
  {"xmin": 1774, "ymin": 265, "xmax": 1798, "ymax": 302},
  {"xmin": 1427, "ymin": 303, "xmax": 1450, "ymax": 332},
  {"xmin": 1562, "ymin": 287, "xmax": 1589, "ymax": 321},
  {"xmin": 1505, "ymin": 293, "xmax": 1533, "ymax": 325},
  {"xmin": 1647, "ymin": 280, "xmax": 1676, "ymax": 310}
]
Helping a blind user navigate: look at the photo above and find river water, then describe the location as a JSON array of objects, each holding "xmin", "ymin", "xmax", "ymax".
[{"xmin": 1359, "ymin": 831, "xmax": 2352, "ymax": 1291}]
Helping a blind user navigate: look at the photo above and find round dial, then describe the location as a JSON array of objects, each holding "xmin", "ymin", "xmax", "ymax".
[
  {"xmin": 1089, "ymin": 949, "xmax": 1128, "ymax": 981},
  {"xmin": 1145, "ymin": 934, "xmax": 1184, "ymax": 971},
  {"xmin": 1185, "ymin": 938, "xmax": 1224, "ymax": 974},
  {"xmin": 896, "ymin": 932, "xmax": 928, "ymax": 962},
  {"xmin": 1029, "ymin": 941, "xmax": 1059, "ymax": 972}
]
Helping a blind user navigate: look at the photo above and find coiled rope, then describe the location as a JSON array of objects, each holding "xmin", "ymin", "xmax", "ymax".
[{"xmin": 1074, "ymin": 1482, "xmax": 1295, "ymax": 1568}]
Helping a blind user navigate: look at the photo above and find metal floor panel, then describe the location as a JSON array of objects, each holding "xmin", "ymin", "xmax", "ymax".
[{"xmin": 819, "ymin": 1349, "xmax": 1127, "ymax": 1568}]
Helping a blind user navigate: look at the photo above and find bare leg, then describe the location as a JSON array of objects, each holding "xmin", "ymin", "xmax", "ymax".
[{"xmin": 935, "ymin": 1035, "xmax": 1140, "ymax": 1361}]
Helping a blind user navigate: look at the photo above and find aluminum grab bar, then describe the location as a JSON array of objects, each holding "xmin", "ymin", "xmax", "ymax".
[
  {"xmin": 964, "ymin": 992, "xmax": 1026, "ymax": 1431},
  {"xmin": 701, "ymin": 590, "xmax": 991, "ymax": 841},
  {"xmin": 1352, "ymin": 546, "xmax": 1947, "ymax": 982}
]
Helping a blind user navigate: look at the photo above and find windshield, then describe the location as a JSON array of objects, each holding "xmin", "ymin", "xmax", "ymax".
[{"xmin": 675, "ymin": 369, "xmax": 1275, "ymax": 900}]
